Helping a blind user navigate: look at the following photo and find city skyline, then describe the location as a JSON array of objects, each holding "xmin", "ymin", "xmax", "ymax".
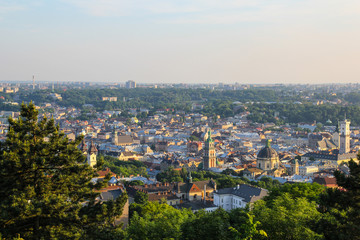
[{"xmin": 1, "ymin": 0, "xmax": 360, "ymax": 84}]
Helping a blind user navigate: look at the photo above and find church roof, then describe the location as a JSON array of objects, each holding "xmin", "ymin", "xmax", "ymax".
[
  {"xmin": 257, "ymin": 139, "xmax": 278, "ymax": 159},
  {"xmin": 88, "ymin": 140, "xmax": 98, "ymax": 154}
]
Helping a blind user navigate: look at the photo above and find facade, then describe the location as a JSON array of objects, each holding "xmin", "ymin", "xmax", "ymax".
[
  {"xmin": 339, "ymin": 118, "xmax": 351, "ymax": 154},
  {"xmin": 213, "ymin": 184, "xmax": 268, "ymax": 211},
  {"xmin": 87, "ymin": 140, "xmax": 98, "ymax": 167},
  {"xmin": 203, "ymin": 129, "xmax": 216, "ymax": 169},
  {"xmin": 125, "ymin": 80, "xmax": 136, "ymax": 89},
  {"xmin": 175, "ymin": 173, "xmax": 217, "ymax": 201}
]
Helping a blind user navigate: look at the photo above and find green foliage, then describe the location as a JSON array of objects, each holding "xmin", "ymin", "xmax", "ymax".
[
  {"xmin": 156, "ymin": 167, "xmax": 183, "ymax": 183},
  {"xmin": 127, "ymin": 201, "xmax": 193, "ymax": 240},
  {"xmin": 103, "ymin": 155, "xmax": 148, "ymax": 177},
  {"xmin": 317, "ymin": 159, "xmax": 360, "ymax": 239},
  {"xmin": 252, "ymin": 194, "xmax": 324, "ymax": 240},
  {"xmin": 181, "ymin": 208, "xmax": 230, "ymax": 240},
  {"xmin": 264, "ymin": 182, "xmax": 325, "ymax": 204},
  {"xmin": 134, "ymin": 191, "xmax": 149, "ymax": 205},
  {"xmin": 0, "ymin": 103, "xmax": 127, "ymax": 239},
  {"xmin": 247, "ymin": 102, "xmax": 360, "ymax": 125}
]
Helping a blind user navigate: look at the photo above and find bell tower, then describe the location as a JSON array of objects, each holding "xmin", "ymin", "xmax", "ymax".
[
  {"xmin": 87, "ymin": 140, "xmax": 98, "ymax": 167},
  {"xmin": 203, "ymin": 129, "xmax": 216, "ymax": 169},
  {"xmin": 339, "ymin": 118, "xmax": 351, "ymax": 154}
]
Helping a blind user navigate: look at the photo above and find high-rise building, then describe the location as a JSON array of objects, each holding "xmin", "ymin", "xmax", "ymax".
[
  {"xmin": 339, "ymin": 118, "xmax": 351, "ymax": 154},
  {"xmin": 203, "ymin": 129, "xmax": 216, "ymax": 169},
  {"xmin": 125, "ymin": 80, "xmax": 136, "ymax": 89}
]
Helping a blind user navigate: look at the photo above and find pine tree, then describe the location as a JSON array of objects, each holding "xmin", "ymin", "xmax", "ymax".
[{"xmin": 0, "ymin": 102, "xmax": 127, "ymax": 239}]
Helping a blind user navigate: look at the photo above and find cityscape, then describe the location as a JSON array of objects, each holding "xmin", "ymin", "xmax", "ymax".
[
  {"xmin": 1, "ymin": 0, "xmax": 360, "ymax": 239},
  {"xmin": 1, "ymin": 81, "xmax": 360, "ymax": 239}
]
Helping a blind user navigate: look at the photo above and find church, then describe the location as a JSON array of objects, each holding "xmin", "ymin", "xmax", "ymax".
[{"xmin": 243, "ymin": 139, "xmax": 285, "ymax": 178}]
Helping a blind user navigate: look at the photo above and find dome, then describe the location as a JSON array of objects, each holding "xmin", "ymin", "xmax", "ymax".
[{"xmin": 257, "ymin": 139, "xmax": 278, "ymax": 159}]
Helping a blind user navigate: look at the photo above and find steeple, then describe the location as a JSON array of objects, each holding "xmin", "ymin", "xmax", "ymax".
[
  {"xmin": 88, "ymin": 140, "xmax": 98, "ymax": 155},
  {"xmin": 188, "ymin": 171, "xmax": 193, "ymax": 183},
  {"xmin": 266, "ymin": 139, "xmax": 271, "ymax": 148},
  {"xmin": 206, "ymin": 129, "xmax": 214, "ymax": 143}
]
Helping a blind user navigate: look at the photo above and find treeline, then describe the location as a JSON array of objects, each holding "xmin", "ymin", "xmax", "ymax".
[
  {"xmin": 247, "ymin": 103, "xmax": 360, "ymax": 126},
  {"xmin": 19, "ymin": 88, "xmax": 298, "ymax": 112},
  {"xmin": 126, "ymin": 161, "xmax": 360, "ymax": 239},
  {"xmin": 12, "ymin": 88, "xmax": 360, "ymax": 125}
]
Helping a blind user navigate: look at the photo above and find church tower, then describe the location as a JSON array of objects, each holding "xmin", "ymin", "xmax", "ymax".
[
  {"xmin": 203, "ymin": 129, "xmax": 216, "ymax": 169},
  {"xmin": 339, "ymin": 118, "xmax": 351, "ymax": 154},
  {"xmin": 112, "ymin": 128, "xmax": 118, "ymax": 146},
  {"xmin": 87, "ymin": 140, "xmax": 98, "ymax": 167}
]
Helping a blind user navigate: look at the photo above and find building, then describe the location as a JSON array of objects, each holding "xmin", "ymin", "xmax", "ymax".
[
  {"xmin": 102, "ymin": 97, "xmax": 118, "ymax": 102},
  {"xmin": 257, "ymin": 140, "xmax": 282, "ymax": 175},
  {"xmin": 302, "ymin": 149, "xmax": 357, "ymax": 165},
  {"xmin": 113, "ymin": 129, "xmax": 133, "ymax": 146},
  {"xmin": 87, "ymin": 140, "xmax": 98, "ymax": 167},
  {"xmin": 174, "ymin": 172, "xmax": 217, "ymax": 201},
  {"xmin": 289, "ymin": 159, "xmax": 299, "ymax": 175},
  {"xmin": 213, "ymin": 184, "xmax": 268, "ymax": 211},
  {"xmin": 203, "ymin": 129, "xmax": 216, "ymax": 169},
  {"xmin": 339, "ymin": 118, "xmax": 351, "ymax": 154},
  {"xmin": 125, "ymin": 80, "xmax": 136, "ymax": 89}
]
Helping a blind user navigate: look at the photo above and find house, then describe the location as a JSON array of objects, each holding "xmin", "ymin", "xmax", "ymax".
[
  {"xmin": 213, "ymin": 184, "xmax": 268, "ymax": 211},
  {"xmin": 174, "ymin": 173, "xmax": 217, "ymax": 201}
]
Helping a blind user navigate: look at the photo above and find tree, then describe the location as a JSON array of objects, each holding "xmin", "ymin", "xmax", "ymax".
[
  {"xmin": 228, "ymin": 213, "xmax": 267, "ymax": 240},
  {"xmin": 0, "ymin": 103, "xmax": 127, "ymax": 239},
  {"xmin": 127, "ymin": 201, "xmax": 193, "ymax": 240},
  {"xmin": 134, "ymin": 191, "xmax": 149, "ymax": 205},
  {"xmin": 181, "ymin": 208, "xmax": 231, "ymax": 240},
  {"xmin": 252, "ymin": 194, "xmax": 323, "ymax": 240},
  {"xmin": 318, "ymin": 159, "xmax": 360, "ymax": 239}
]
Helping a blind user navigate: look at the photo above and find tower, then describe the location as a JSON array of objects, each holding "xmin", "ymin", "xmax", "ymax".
[
  {"xmin": 290, "ymin": 159, "xmax": 299, "ymax": 175},
  {"xmin": 112, "ymin": 128, "xmax": 118, "ymax": 145},
  {"xmin": 339, "ymin": 118, "xmax": 351, "ymax": 154},
  {"xmin": 87, "ymin": 140, "xmax": 98, "ymax": 167},
  {"xmin": 203, "ymin": 129, "xmax": 216, "ymax": 169}
]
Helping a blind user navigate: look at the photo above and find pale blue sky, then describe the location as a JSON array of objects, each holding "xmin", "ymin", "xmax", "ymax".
[{"xmin": 1, "ymin": 0, "xmax": 360, "ymax": 84}]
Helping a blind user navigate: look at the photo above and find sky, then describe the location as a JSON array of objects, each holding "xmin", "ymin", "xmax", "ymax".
[{"xmin": 1, "ymin": 0, "xmax": 360, "ymax": 84}]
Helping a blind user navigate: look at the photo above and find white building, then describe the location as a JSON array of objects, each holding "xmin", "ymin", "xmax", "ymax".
[
  {"xmin": 213, "ymin": 184, "xmax": 268, "ymax": 211},
  {"xmin": 299, "ymin": 165, "xmax": 319, "ymax": 176}
]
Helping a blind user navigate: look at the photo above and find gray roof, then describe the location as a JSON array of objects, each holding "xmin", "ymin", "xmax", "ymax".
[
  {"xmin": 100, "ymin": 189, "xmax": 123, "ymax": 201},
  {"xmin": 215, "ymin": 184, "xmax": 268, "ymax": 203}
]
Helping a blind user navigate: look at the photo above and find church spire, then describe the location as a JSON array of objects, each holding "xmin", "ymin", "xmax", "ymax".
[{"xmin": 188, "ymin": 171, "xmax": 193, "ymax": 183}]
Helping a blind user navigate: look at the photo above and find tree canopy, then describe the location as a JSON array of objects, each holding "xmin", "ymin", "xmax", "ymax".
[{"xmin": 0, "ymin": 102, "xmax": 127, "ymax": 239}]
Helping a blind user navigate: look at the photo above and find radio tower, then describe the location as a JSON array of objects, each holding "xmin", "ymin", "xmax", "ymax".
[{"xmin": 32, "ymin": 75, "xmax": 35, "ymax": 90}]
